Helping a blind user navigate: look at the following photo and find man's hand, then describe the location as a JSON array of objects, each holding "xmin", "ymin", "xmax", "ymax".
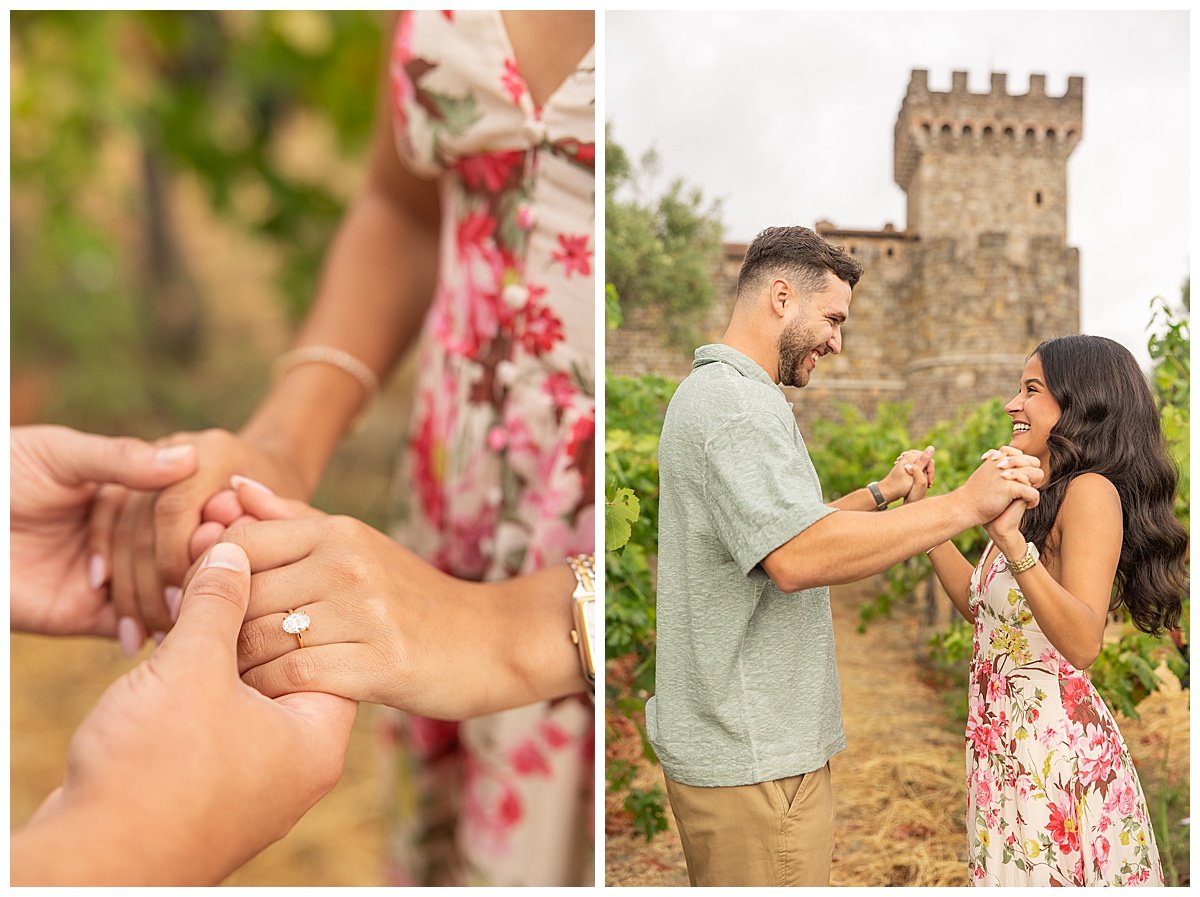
[
  {"xmin": 89, "ymin": 428, "xmax": 312, "ymax": 653},
  {"xmin": 10, "ymin": 542, "xmax": 357, "ymax": 886},
  {"xmin": 9, "ymin": 425, "xmax": 198, "ymax": 638},
  {"xmin": 959, "ymin": 446, "xmax": 1044, "ymax": 522}
]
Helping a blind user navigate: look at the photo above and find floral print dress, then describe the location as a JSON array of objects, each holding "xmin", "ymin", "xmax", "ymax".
[
  {"xmin": 965, "ymin": 542, "xmax": 1163, "ymax": 886},
  {"xmin": 381, "ymin": 11, "xmax": 595, "ymax": 887}
]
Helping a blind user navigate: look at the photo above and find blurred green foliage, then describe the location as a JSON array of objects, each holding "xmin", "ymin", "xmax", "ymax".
[{"xmin": 11, "ymin": 11, "xmax": 386, "ymax": 431}]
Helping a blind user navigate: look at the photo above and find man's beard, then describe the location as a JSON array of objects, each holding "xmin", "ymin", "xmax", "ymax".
[{"xmin": 778, "ymin": 317, "xmax": 821, "ymax": 388}]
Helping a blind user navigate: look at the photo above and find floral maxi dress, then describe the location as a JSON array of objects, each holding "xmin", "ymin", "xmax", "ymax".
[
  {"xmin": 965, "ymin": 543, "xmax": 1163, "ymax": 886},
  {"xmin": 382, "ymin": 11, "xmax": 595, "ymax": 888}
]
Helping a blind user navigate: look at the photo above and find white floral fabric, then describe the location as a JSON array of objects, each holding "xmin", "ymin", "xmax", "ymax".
[
  {"xmin": 965, "ymin": 542, "xmax": 1163, "ymax": 886},
  {"xmin": 379, "ymin": 10, "xmax": 594, "ymax": 888}
]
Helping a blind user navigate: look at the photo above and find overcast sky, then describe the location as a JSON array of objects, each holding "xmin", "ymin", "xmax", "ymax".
[{"xmin": 606, "ymin": 10, "xmax": 1190, "ymax": 368}]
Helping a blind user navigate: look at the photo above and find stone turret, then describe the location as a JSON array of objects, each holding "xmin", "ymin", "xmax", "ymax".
[{"xmin": 895, "ymin": 69, "xmax": 1083, "ymax": 250}]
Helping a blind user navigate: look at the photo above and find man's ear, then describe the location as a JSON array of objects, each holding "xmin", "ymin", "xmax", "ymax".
[{"xmin": 769, "ymin": 277, "xmax": 791, "ymax": 318}]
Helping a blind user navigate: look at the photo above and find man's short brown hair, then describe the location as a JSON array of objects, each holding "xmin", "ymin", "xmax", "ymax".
[{"xmin": 736, "ymin": 226, "xmax": 863, "ymax": 300}]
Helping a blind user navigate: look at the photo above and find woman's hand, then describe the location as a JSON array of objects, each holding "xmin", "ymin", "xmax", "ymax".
[
  {"xmin": 9, "ymin": 426, "xmax": 198, "ymax": 638},
  {"xmin": 210, "ymin": 485, "xmax": 586, "ymax": 719},
  {"xmin": 11, "ymin": 542, "xmax": 356, "ymax": 886},
  {"xmin": 879, "ymin": 445, "xmax": 935, "ymax": 504},
  {"xmin": 89, "ymin": 429, "xmax": 313, "ymax": 654},
  {"xmin": 979, "ymin": 446, "xmax": 1037, "ymax": 556}
]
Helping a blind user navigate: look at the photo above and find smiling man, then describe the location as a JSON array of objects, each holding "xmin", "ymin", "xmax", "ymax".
[{"xmin": 647, "ymin": 225, "xmax": 1047, "ymax": 886}]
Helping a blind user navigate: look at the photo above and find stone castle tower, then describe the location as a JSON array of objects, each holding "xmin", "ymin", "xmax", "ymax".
[{"xmin": 608, "ymin": 69, "xmax": 1084, "ymax": 438}]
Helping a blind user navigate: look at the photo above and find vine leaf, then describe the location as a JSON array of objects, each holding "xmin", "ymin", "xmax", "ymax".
[{"xmin": 606, "ymin": 485, "xmax": 640, "ymax": 551}]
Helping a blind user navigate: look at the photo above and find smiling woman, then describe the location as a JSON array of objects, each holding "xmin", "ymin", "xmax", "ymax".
[{"xmin": 919, "ymin": 333, "xmax": 1188, "ymax": 886}]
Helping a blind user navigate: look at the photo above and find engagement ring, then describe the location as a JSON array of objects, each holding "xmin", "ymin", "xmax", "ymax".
[{"xmin": 282, "ymin": 610, "xmax": 311, "ymax": 648}]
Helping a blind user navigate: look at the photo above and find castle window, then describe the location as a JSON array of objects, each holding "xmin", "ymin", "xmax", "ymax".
[
  {"xmin": 1046, "ymin": 128, "xmax": 1057, "ymax": 140},
  {"xmin": 1035, "ymin": 191, "xmax": 1043, "ymax": 206},
  {"xmin": 886, "ymin": 247, "xmax": 894, "ymax": 258},
  {"xmin": 922, "ymin": 123, "xmax": 931, "ymax": 135},
  {"xmin": 1067, "ymin": 129, "xmax": 1078, "ymax": 140},
  {"xmin": 1004, "ymin": 126, "xmax": 1015, "ymax": 137},
  {"xmin": 850, "ymin": 245, "xmax": 858, "ymax": 254},
  {"xmin": 941, "ymin": 123, "xmax": 952, "ymax": 135},
  {"xmin": 983, "ymin": 126, "xmax": 994, "ymax": 137},
  {"xmin": 963, "ymin": 125, "xmax": 973, "ymax": 137},
  {"xmin": 1025, "ymin": 128, "xmax": 1036, "ymax": 139}
]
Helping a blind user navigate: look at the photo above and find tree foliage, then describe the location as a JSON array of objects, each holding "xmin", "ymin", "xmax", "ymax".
[
  {"xmin": 11, "ymin": 11, "xmax": 385, "ymax": 427},
  {"xmin": 604, "ymin": 127, "xmax": 725, "ymax": 353}
]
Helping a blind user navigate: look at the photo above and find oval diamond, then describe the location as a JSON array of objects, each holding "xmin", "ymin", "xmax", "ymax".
[{"xmin": 282, "ymin": 611, "xmax": 311, "ymax": 635}]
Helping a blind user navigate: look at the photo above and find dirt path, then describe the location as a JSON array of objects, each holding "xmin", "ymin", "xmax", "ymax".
[{"xmin": 604, "ymin": 580, "xmax": 1190, "ymax": 887}]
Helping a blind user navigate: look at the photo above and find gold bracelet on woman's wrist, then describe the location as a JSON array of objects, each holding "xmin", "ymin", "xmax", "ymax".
[
  {"xmin": 1007, "ymin": 543, "xmax": 1037, "ymax": 574},
  {"xmin": 567, "ymin": 554, "xmax": 596, "ymax": 700}
]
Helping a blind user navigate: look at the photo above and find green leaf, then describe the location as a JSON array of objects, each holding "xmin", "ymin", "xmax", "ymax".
[{"xmin": 605, "ymin": 486, "xmax": 640, "ymax": 551}]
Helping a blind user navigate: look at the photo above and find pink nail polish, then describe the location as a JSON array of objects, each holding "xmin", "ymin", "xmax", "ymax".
[
  {"xmin": 88, "ymin": 554, "xmax": 106, "ymax": 591},
  {"xmin": 117, "ymin": 617, "xmax": 142, "ymax": 659},
  {"xmin": 230, "ymin": 475, "xmax": 274, "ymax": 495},
  {"xmin": 165, "ymin": 586, "xmax": 183, "ymax": 622},
  {"xmin": 152, "ymin": 631, "xmax": 166, "ymax": 646}
]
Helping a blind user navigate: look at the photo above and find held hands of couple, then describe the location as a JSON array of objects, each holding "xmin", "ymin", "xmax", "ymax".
[
  {"xmin": 14, "ymin": 541, "xmax": 356, "ymax": 886},
  {"xmin": 186, "ymin": 480, "xmax": 550, "ymax": 721},
  {"xmin": 88, "ymin": 428, "xmax": 313, "ymax": 653},
  {"xmin": 878, "ymin": 445, "xmax": 936, "ymax": 504}
]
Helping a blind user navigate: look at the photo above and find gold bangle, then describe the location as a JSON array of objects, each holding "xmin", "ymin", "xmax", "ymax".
[{"xmin": 1008, "ymin": 543, "xmax": 1037, "ymax": 574}]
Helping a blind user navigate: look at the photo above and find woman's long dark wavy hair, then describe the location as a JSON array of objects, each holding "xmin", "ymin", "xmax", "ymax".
[{"xmin": 1019, "ymin": 334, "xmax": 1188, "ymax": 635}]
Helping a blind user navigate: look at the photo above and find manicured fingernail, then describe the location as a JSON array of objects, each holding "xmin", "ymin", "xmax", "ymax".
[
  {"xmin": 88, "ymin": 554, "xmax": 106, "ymax": 591},
  {"xmin": 156, "ymin": 445, "xmax": 194, "ymax": 465},
  {"xmin": 205, "ymin": 542, "xmax": 249, "ymax": 572},
  {"xmin": 980, "ymin": 450, "xmax": 994, "ymax": 460},
  {"xmin": 152, "ymin": 631, "xmax": 166, "ymax": 646},
  {"xmin": 997, "ymin": 459, "xmax": 1009, "ymax": 468},
  {"xmin": 904, "ymin": 463, "xmax": 913, "ymax": 472},
  {"xmin": 230, "ymin": 474, "xmax": 274, "ymax": 495},
  {"xmin": 165, "ymin": 586, "xmax": 183, "ymax": 622},
  {"xmin": 926, "ymin": 445, "xmax": 935, "ymax": 453},
  {"xmin": 117, "ymin": 617, "xmax": 142, "ymax": 659}
]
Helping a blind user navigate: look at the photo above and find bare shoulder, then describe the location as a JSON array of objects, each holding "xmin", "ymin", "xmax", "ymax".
[
  {"xmin": 1061, "ymin": 472, "xmax": 1121, "ymax": 517},
  {"xmin": 1054, "ymin": 473, "xmax": 1123, "ymax": 549}
]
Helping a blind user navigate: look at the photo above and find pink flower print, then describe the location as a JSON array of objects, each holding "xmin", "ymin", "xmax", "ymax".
[
  {"xmin": 966, "ymin": 713, "xmax": 998, "ymax": 755},
  {"xmin": 1047, "ymin": 796, "xmax": 1080, "ymax": 855},
  {"xmin": 986, "ymin": 671, "xmax": 1008, "ymax": 703},
  {"xmin": 552, "ymin": 233, "xmax": 593, "ymax": 277},
  {"xmin": 407, "ymin": 717, "xmax": 460, "ymax": 757},
  {"xmin": 501, "ymin": 58, "xmax": 526, "ymax": 104},
  {"xmin": 1093, "ymin": 835, "xmax": 1111, "ymax": 872},
  {"xmin": 972, "ymin": 864, "xmax": 985, "ymax": 882},
  {"xmin": 1076, "ymin": 722, "xmax": 1120, "ymax": 787},
  {"xmin": 540, "ymin": 719, "xmax": 572, "ymax": 750},
  {"xmin": 1061, "ymin": 677, "xmax": 1091, "ymax": 719},
  {"xmin": 515, "ymin": 202, "xmax": 536, "ymax": 231},
  {"xmin": 456, "ymin": 209, "xmax": 497, "ymax": 257},
  {"xmin": 975, "ymin": 772, "xmax": 995, "ymax": 809},
  {"xmin": 542, "ymin": 371, "xmax": 577, "ymax": 409},
  {"xmin": 519, "ymin": 304, "xmax": 565, "ymax": 356},
  {"xmin": 510, "ymin": 739, "xmax": 552, "ymax": 777},
  {"xmin": 1129, "ymin": 867, "xmax": 1151, "ymax": 884},
  {"xmin": 455, "ymin": 150, "xmax": 524, "ymax": 193},
  {"xmin": 494, "ymin": 786, "xmax": 523, "ymax": 825},
  {"xmin": 1039, "ymin": 646, "xmax": 1061, "ymax": 671},
  {"xmin": 1115, "ymin": 781, "xmax": 1137, "ymax": 816},
  {"xmin": 410, "ymin": 403, "xmax": 447, "ymax": 526}
]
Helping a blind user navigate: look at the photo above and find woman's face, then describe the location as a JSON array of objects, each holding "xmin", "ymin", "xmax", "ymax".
[{"xmin": 1005, "ymin": 353, "xmax": 1062, "ymax": 471}]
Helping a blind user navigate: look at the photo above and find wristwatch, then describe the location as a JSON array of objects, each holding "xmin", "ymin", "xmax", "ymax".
[{"xmin": 567, "ymin": 554, "xmax": 596, "ymax": 696}]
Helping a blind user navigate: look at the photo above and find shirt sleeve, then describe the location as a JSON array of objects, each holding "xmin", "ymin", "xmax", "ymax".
[{"xmin": 703, "ymin": 411, "xmax": 837, "ymax": 577}]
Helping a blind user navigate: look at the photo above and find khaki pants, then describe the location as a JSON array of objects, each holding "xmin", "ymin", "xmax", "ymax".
[{"xmin": 664, "ymin": 764, "xmax": 834, "ymax": 887}]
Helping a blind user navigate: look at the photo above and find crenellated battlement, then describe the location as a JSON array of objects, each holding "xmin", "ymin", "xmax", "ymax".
[{"xmin": 895, "ymin": 69, "xmax": 1083, "ymax": 191}]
